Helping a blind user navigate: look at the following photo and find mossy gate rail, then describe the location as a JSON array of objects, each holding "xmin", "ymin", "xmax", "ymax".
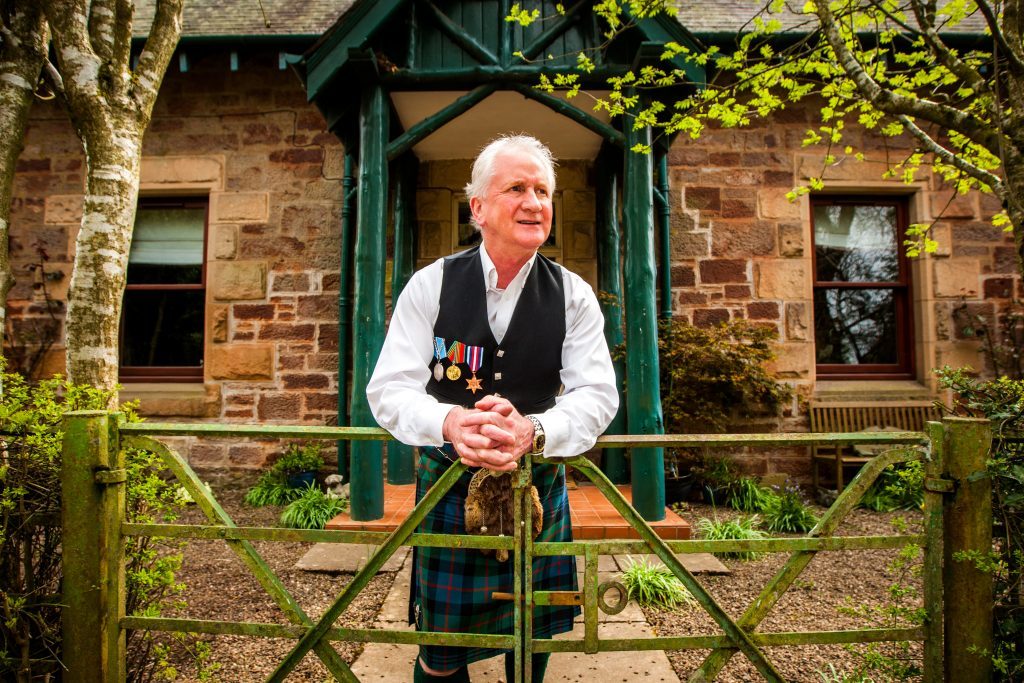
[{"xmin": 58, "ymin": 412, "xmax": 994, "ymax": 682}]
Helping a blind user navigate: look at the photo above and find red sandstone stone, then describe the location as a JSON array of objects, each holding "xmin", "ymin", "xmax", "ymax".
[
  {"xmin": 670, "ymin": 265, "xmax": 695, "ymax": 287},
  {"xmin": 747, "ymin": 301, "xmax": 780, "ymax": 319},
  {"xmin": 693, "ymin": 308, "xmax": 730, "ymax": 327},
  {"xmin": 724, "ymin": 285, "xmax": 751, "ymax": 298},
  {"xmin": 983, "ymin": 278, "xmax": 1013, "ymax": 299},
  {"xmin": 700, "ymin": 259, "xmax": 748, "ymax": 283},
  {"xmin": 234, "ymin": 304, "xmax": 275, "ymax": 320},
  {"xmin": 258, "ymin": 323, "xmax": 315, "ymax": 341},
  {"xmin": 282, "ymin": 373, "xmax": 330, "ymax": 389},
  {"xmin": 257, "ymin": 393, "xmax": 302, "ymax": 420}
]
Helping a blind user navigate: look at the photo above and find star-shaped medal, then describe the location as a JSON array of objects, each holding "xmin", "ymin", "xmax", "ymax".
[{"xmin": 466, "ymin": 374, "xmax": 482, "ymax": 394}]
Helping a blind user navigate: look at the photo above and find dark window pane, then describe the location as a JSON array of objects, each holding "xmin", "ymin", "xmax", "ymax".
[
  {"xmin": 121, "ymin": 290, "xmax": 204, "ymax": 367},
  {"xmin": 814, "ymin": 204, "xmax": 899, "ymax": 282},
  {"xmin": 814, "ymin": 288, "xmax": 898, "ymax": 365},
  {"xmin": 126, "ymin": 263, "xmax": 203, "ymax": 285}
]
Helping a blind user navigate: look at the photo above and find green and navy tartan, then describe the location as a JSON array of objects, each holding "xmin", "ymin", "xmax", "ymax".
[{"xmin": 411, "ymin": 444, "xmax": 579, "ymax": 670}]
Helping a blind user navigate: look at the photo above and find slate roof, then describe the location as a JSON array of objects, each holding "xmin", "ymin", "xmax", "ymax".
[
  {"xmin": 131, "ymin": 0, "xmax": 985, "ymax": 40},
  {"xmin": 132, "ymin": 0, "xmax": 354, "ymax": 38}
]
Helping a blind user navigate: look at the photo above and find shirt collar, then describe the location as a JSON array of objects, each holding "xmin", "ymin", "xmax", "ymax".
[{"xmin": 479, "ymin": 243, "xmax": 536, "ymax": 292}]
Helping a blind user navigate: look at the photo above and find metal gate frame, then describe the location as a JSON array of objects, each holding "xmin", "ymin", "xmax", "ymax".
[{"xmin": 59, "ymin": 412, "xmax": 994, "ymax": 682}]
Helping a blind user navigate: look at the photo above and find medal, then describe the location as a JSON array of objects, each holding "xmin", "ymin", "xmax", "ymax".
[
  {"xmin": 446, "ymin": 340, "xmax": 466, "ymax": 381},
  {"xmin": 466, "ymin": 345, "xmax": 484, "ymax": 394},
  {"xmin": 432, "ymin": 336, "xmax": 446, "ymax": 381}
]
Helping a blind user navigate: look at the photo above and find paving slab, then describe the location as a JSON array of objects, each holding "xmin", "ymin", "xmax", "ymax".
[
  {"xmin": 294, "ymin": 543, "xmax": 409, "ymax": 573},
  {"xmin": 613, "ymin": 552, "xmax": 730, "ymax": 575},
  {"xmin": 353, "ymin": 561, "xmax": 681, "ymax": 681}
]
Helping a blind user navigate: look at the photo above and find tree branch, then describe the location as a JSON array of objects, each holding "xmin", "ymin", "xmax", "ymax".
[
  {"xmin": 813, "ymin": 1, "xmax": 1010, "ymax": 160},
  {"xmin": 131, "ymin": 0, "xmax": 182, "ymax": 118},
  {"xmin": 898, "ymin": 114, "xmax": 1005, "ymax": 193},
  {"xmin": 976, "ymin": 0, "xmax": 1024, "ymax": 75},
  {"xmin": 905, "ymin": 0, "xmax": 992, "ymax": 99},
  {"xmin": 41, "ymin": 0, "xmax": 102, "ymax": 108},
  {"xmin": 87, "ymin": 0, "xmax": 116, "ymax": 66},
  {"xmin": 111, "ymin": 0, "xmax": 133, "ymax": 96}
]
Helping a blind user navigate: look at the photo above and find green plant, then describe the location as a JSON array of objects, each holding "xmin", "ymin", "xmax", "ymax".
[
  {"xmin": 696, "ymin": 515, "xmax": 767, "ymax": 561},
  {"xmin": 859, "ymin": 461, "xmax": 924, "ymax": 512},
  {"xmin": 656, "ymin": 318, "xmax": 793, "ymax": 433},
  {"xmin": 619, "ymin": 556, "xmax": 695, "ymax": 609},
  {"xmin": 838, "ymin": 543, "xmax": 925, "ymax": 681},
  {"xmin": 729, "ymin": 477, "xmax": 776, "ymax": 513},
  {"xmin": 243, "ymin": 472, "xmax": 307, "ymax": 507},
  {"xmin": 762, "ymin": 483, "xmax": 818, "ymax": 534},
  {"xmin": 0, "ymin": 370, "xmax": 210, "ymax": 681},
  {"xmin": 280, "ymin": 486, "xmax": 348, "ymax": 529},
  {"xmin": 693, "ymin": 454, "xmax": 740, "ymax": 492},
  {"xmin": 817, "ymin": 663, "xmax": 876, "ymax": 683},
  {"xmin": 273, "ymin": 442, "xmax": 324, "ymax": 476}
]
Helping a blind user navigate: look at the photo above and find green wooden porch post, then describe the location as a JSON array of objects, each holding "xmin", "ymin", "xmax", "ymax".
[
  {"xmin": 623, "ymin": 117, "xmax": 666, "ymax": 521},
  {"xmin": 596, "ymin": 146, "xmax": 628, "ymax": 484},
  {"xmin": 336, "ymin": 152, "xmax": 356, "ymax": 481},
  {"xmin": 61, "ymin": 411, "xmax": 126, "ymax": 682},
  {"xmin": 349, "ymin": 85, "xmax": 389, "ymax": 520},
  {"xmin": 388, "ymin": 153, "xmax": 418, "ymax": 484}
]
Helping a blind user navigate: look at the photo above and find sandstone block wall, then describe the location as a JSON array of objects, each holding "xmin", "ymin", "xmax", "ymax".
[{"xmin": 7, "ymin": 50, "xmax": 1014, "ymax": 477}]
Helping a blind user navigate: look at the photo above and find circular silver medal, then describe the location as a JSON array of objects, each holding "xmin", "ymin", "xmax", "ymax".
[{"xmin": 433, "ymin": 364, "xmax": 444, "ymax": 381}]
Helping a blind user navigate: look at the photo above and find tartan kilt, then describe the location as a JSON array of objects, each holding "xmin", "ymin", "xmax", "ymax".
[{"xmin": 411, "ymin": 445, "xmax": 579, "ymax": 670}]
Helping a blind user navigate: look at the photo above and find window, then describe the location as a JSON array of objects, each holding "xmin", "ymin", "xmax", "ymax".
[
  {"xmin": 451, "ymin": 194, "xmax": 562, "ymax": 261},
  {"xmin": 119, "ymin": 198, "xmax": 207, "ymax": 382},
  {"xmin": 811, "ymin": 196, "xmax": 913, "ymax": 379}
]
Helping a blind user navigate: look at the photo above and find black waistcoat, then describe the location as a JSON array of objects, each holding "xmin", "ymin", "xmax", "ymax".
[{"xmin": 426, "ymin": 247, "xmax": 565, "ymax": 414}]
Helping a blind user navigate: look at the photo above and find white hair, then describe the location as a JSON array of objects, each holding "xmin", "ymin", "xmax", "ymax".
[{"xmin": 464, "ymin": 134, "xmax": 557, "ymax": 211}]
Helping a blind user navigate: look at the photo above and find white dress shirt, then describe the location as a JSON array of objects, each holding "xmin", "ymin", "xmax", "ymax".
[{"xmin": 366, "ymin": 244, "xmax": 619, "ymax": 458}]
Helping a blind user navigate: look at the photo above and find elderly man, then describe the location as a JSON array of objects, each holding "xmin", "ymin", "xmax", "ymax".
[{"xmin": 367, "ymin": 134, "xmax": 617, "ymax": 682}]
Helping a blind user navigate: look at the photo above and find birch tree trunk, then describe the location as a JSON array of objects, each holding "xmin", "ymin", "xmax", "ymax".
[
  {"xmin": 41, "ymin": 0, "xmax": 182, "ymax": 396},
  {"xmin": 0, "ymin": 1, "xmax": 49, "ymax": 364}
]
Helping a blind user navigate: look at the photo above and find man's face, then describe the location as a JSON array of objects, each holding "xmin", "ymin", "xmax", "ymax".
[{"xmin": 470, "ymin": 151, "xmax": 553, "ymax": 260}]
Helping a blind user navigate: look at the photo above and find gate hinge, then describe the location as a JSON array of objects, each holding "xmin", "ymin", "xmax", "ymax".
[
  {"xmin": 924, "ymin": 477, "xmax": 954, "ymax": 494},
  {"xmin": 94, "ymin": 468, "xmax": 128, "ymax": 485}
]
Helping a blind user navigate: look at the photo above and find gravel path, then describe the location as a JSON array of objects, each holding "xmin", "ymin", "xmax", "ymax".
[
  {"xmin": 647, "ymin": 501, "xmax": 925, "ymax": 682},
  {"xmin": 163, "ymin": 479, "xmax": 396, "ymax": 681},
  {"xmin": 159, "ymin": 483, "xmax": 922, "ymax": 682}
]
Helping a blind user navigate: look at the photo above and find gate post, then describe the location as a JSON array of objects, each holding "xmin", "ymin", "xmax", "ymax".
[
  {"xmin": 941, "ymin": 416, "xmax": 993, "ymax": 682},
  {"xmin": 61, "ymin": 411, "xmax": 126, "ymax": 682}
]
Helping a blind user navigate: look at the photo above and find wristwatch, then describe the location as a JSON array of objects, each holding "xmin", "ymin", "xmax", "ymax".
[{"xmin": 526, "ymin": 415, "xmax": 546, "ymax": 455}]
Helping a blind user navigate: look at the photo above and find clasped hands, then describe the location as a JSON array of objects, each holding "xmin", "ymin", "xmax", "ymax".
[{"xmin": 442, "ymin": 394, "xmax": 534, "ymax": 472}]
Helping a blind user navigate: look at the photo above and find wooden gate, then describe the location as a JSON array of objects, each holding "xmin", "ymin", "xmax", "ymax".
[{"xmin": 59, "ymin": 413, "xmax": 994, "ymax": 681}]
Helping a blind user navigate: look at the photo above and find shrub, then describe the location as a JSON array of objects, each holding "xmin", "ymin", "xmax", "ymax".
[
  {"xmin": 696, "ymin": 515, "xmax": 767, "ymax": 561},
  {"xmin": 243, "ymin": 472, "xmax": 307, "ymax": 507},
  {"xmin": 280, "ymin": 486, "xmax": 348, "ymax": 529},
  {"xmin": 0, "ymin": 370, "xmax": 208, "ymax": 681},
  {"xmin": 619, "ymin": 556, "xmax": 695, "ymax": 609},
  {"xmin": 657, "ymin": 318, "xmax": 793, "ymax": 433},
  {"xmin": 859, "ymin": 461, "xmax": 924, "ymax": 512},
  {"xmin": 244, "ymin": 442, "xmax": 326, "ymax": 508},
  {"xmin": 762, "ymin": 484, "xmax": 818, "ymax": 534},
  {"xmin": 274, "ymin": 442, "xmax": 324, "ymax": 476},
  {"xmin": 729, "ymin": 477, "xmax": 776, "ymax": 513},
  {"xmin": 693, "ymin": 454, "xmax": 741, "ymax": 503}
]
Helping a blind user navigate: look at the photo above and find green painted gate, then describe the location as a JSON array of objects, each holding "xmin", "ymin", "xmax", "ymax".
[{"xmin": 60, "ymin": 412, "xmax": 994, "ymax": 682}]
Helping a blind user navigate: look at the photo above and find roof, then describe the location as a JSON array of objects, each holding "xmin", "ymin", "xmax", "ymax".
[
  {"xmin": 132, "ymin": 0, "xmax": 353, "ymax": 39},
  {"xmin": 131, "ymin": 0, "xmax": 987, "ymax": 39}
]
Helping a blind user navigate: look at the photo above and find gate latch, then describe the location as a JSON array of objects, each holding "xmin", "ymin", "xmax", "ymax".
[{"xmin": 923, "ymin": 477, "xmax": 954, "ymax": 494}]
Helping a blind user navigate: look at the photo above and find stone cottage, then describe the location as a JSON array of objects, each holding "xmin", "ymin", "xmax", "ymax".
[{"xmin": 7, "ymin": 0, "xmax": 1010, "ymax": 516}]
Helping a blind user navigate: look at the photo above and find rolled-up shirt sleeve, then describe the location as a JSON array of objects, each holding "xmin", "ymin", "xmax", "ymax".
[
  {"xmin": 366, "ymin": 259, "xmax": 455, "ymax": 446},
  {"xmin": 534, "ymin": 273, "xmax": 619, "ymax": 458}
]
